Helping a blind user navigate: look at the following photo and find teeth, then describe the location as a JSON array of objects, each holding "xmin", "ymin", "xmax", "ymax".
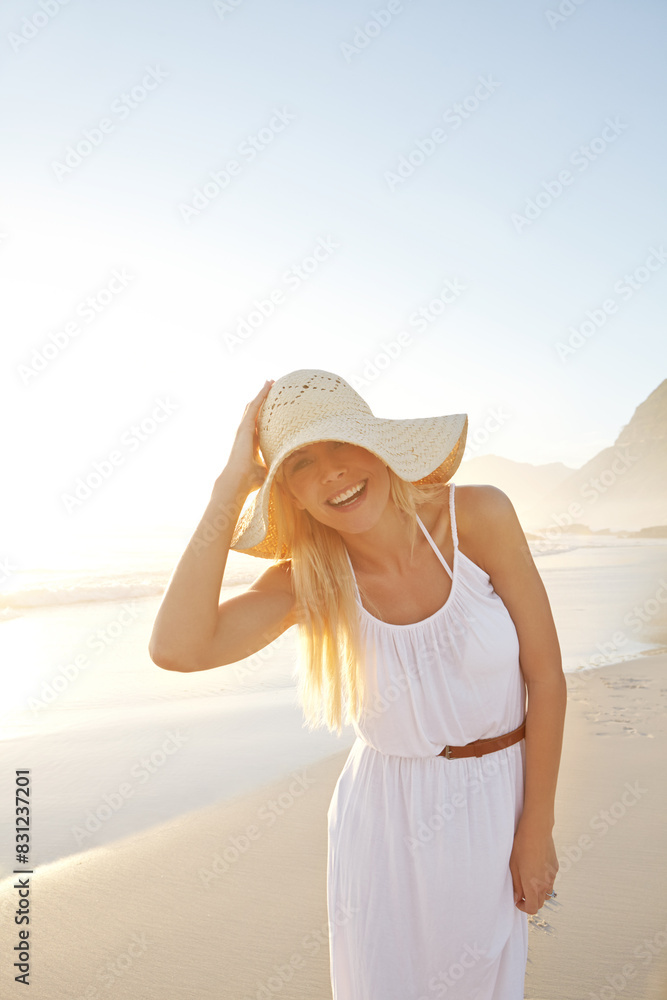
[{"xmin": 329, "ymin": 481, "xmax": 365, "ymax": 505}]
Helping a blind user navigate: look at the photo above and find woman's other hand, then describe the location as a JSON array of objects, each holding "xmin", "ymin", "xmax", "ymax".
[{"xmin": 509, "ymin": 820, "xmax": 559, "ymax": 914}]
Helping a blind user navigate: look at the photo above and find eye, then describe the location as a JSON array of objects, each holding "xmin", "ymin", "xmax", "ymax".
[
  {"xmin": 290, "ymin": 442, "xmax": 343, "ymax": 473},
  {"xmin": 289, "ymin": 455, "xmax": 310, "ymax": 473}
]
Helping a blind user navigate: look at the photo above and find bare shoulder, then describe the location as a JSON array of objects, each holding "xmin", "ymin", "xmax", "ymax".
[
  {"xmin": 454, "ymin": 483, "xmax": 516, "ymax": 525},
  {"xmin": 453, "ymin": 484, "xmax": 527, "ymax": 576},
  {"xmin": 416, "ymin": 484, "xmax": 517, "ymax": 576},
  {"xmin": 423, "ymin": 485, "xmax": 562, "ymax": 683},
  {"xmin": 453, "ymin": 485, "xmax": 562, "ymax": 681}
]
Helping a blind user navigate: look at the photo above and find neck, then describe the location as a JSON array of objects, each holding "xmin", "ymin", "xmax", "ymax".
[{"xmin": 334, "ymin": 500, "xmax": 421, "ymax": 576}]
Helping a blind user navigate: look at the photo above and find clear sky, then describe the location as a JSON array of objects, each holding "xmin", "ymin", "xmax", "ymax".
[{"xmin": 2, "ymin": 0, "xmax": 666, "ymax": 559}]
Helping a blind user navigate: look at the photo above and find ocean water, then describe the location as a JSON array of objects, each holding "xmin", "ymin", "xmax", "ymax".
[
  {"xmin": 530, "ymin": 538, "xmax": 667, "ymax": 670},
  {"xmin": 0, "ymin": 530, "xmax": 666, "ymax": 869},
  {"xmin": 0, "ymin": 533, "xmax": 297, "ymax": 737},
  {"xmin": 1, "ymin": 531, "xmax": 666, "ymax": 737}
]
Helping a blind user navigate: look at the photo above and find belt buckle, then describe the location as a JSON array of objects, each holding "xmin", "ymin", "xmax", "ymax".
[{"xmin": 443, "ymin": 745, "xmax": 454, "ymax": 759}]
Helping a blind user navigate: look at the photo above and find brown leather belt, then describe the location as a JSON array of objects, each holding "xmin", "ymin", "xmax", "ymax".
[{"xmin": 437, "ymin": 722, "xmax": 526, "ymax": 759}]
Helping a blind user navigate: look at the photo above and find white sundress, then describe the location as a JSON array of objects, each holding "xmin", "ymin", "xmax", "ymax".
[{"xmin": 327, "ymin": 482, "xmax": 528, "ymax": 999}]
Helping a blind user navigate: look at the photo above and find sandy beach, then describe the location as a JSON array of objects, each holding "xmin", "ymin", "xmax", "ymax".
[
  {"xmin": 1, "ymin": 535, "xmax": 666, "ymax": 999},
  {"xmin": 5, "ymin": 0, "xmax": 666, "ymax": 992},
  {"xmin": 1, "ymin": 649, "xmax": 665, "ymax": 999}
]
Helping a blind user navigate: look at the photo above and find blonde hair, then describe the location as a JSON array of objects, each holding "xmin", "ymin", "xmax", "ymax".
[{"xmin": 272, "ymin": 460, "xmax": 451, "ymax": 736}]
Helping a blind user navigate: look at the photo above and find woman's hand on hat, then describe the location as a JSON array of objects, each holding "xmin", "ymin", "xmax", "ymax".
[{"xmin": 223, "ymin": 380, "xmax": 275, "ymax": 493}]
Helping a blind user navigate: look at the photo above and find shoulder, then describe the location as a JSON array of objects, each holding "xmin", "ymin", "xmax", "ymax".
[
  {"xmin": 419, "ymin": 484, "xmax": 516, "ymax": 535},
  {"xmin": 454, "ymin": 483, "xmax": 530, "ymax": 576},
  {"xmin": 454, "ymin": 483, "xmax": 517, "ymax": 526},
  {"xmin": 421, "ymin": 484, "xmax": 524, "ymax": 576},
  {"xmin": 453, "ymin": 485, "xmax": 562, "ymax": 679}
]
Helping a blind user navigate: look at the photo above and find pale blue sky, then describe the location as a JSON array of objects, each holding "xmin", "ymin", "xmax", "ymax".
[{"xmin": 2, "ymin": 0, "xmax": 666, "ymax": 551}]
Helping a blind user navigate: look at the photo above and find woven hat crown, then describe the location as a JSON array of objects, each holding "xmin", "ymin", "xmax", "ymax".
[{"xmin": 258, "ymin": 371, "xmax": 370, "ymax": 467}]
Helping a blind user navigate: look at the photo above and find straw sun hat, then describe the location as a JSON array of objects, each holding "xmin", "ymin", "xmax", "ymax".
[{"xmin": 230, "ymin": 369, "xmax": 468, "ymax": 560}]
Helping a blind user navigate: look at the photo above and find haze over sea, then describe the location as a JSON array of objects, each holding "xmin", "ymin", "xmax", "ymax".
[
  {"xmin": 1, "ymin": 528, "xmax": 664, "ymax": 710},
  {"xmin": 0, "ymin": 519, "xmax": 665, "ymax": 871},
  {"xmin": 3, "ymin": 525, "xmax": 666, "ymax": 728}
]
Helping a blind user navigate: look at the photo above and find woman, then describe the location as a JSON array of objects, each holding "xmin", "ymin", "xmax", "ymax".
[{"xmin": 149, "ymin": 368, "xmax": 567, "ymax": 999}]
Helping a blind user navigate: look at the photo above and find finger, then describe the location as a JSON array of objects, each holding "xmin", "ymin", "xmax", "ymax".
[
  {"xmin": 517, "ymin": 892, "xmax": 540, "ymax": 915},
  {"xmin": 244, "ymin": 380, "xmax": 274, "ymax": 412},
  {"xmin": 253, "ymin": 381, "xmax": 274, "ymax": 415},
  {"xmin": 522, "ymin": 880, "xmax": 541, "ymax": 914}
]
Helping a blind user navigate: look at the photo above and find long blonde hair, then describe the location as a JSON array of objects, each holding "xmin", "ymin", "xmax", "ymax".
[{"xmin": 272, "ymin": 462, "xmax": 451, "ymax": 735}]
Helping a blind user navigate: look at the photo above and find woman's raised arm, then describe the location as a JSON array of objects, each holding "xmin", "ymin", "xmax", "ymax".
[{"xmin": 148, "ymin": 379, "xmax": 297, "ymax": 672}]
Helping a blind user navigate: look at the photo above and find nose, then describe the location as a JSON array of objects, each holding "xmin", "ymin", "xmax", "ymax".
[
  {"xmin": 321, "ymin": 461, "xmax": 347, "ymax": 483},
  {"xmin": 319, "ymin": 447, "xmax": 348, "ymax": 482}
]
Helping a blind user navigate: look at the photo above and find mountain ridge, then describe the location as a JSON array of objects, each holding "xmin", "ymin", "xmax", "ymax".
[{"xmin": 455, "ymin": 379, "xmax": 667, "ymax": 533}]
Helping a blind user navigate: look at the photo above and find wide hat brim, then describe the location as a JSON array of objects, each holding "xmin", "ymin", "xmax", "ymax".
[{"xmin": 230, "ymin": 410, "xmax": 468, "ymax": 560}]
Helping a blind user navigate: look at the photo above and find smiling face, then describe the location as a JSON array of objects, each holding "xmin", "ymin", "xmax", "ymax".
[{"xmin": 275, "ymin": 440, "xmax": 391, "ymax": 532}]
